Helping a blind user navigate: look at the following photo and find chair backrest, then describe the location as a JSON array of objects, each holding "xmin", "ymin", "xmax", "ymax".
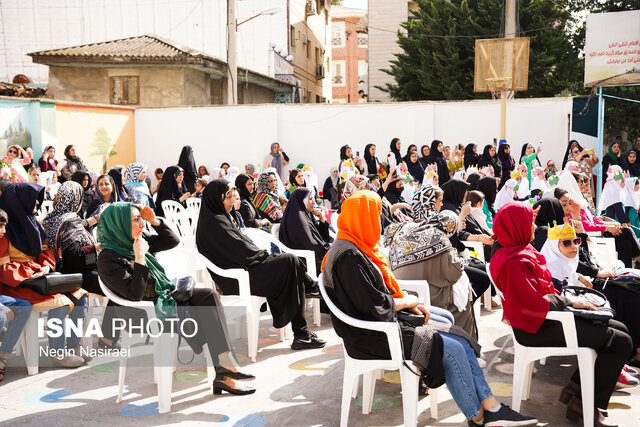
[
  {"xmin": 485, "ymin": 262, "xmax": 504, "ymax": 301},
  {"xmin": 318, "ymin": 273, "xmax": 403, "ymax": 362},
  {"xmin": 588, "ymin": 237, "xmax": 618, "ymax": 269},
  {"xmin": 185, "ymin": 198, "xmax": 201, "ymax": 218},
  {"xmin": 40, "ymin": 200, "xmax": 54, "ymax": 216},
  {"xmin": 461, "ymin": 240, "xmax": 485, "ymax": 263},
  {"xmin": 161, "ymin": 200, "xmax": 186, "ymax": 221},
  {"xmin": 161, "ymin": 201, "xmax": 194, "ymax": 247},
  {"xmin": 271, "ymin": 223, "xmax": 280, "ymax": 239},
  {"xmin": 196, "ymin": 251, "xmax": 252, "ymax": 298},
  {"xmin": 242, "ymin": 227, "xmax": 317, "ymax": 278}
]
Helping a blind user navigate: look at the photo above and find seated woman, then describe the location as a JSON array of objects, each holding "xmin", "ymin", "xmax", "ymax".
[
  {"xmin": 97, "ymin": 201, "xmax": 255, "ymax": 395},
  {"xmin": 71, "ymin": 171, "xmax": 95, "ymax": 218},
  {"xmin": 234, "ymin": 174, "xmax": 271, "ymax": 229},
  {"xmin": 280, "ymin": 187, "xmax": 331, "ymax": 274},
  {"xmin": 42, "ymin": 181, "xmax": 119, "ymax": 349},
  {"xmin": 322, "ymin": 191, "xmax": 537, "ymax": 427},
  {"xmin": 108, "ymin": 166, "xmax": 127, "ymax": 201},
  {"xmin": 155, "ymin": 165, "xmax": 191, "ymax": 217},
  {"xmin": 87, "ymin": 174, "xmax": 120, "ymax": 217},
  {"xmin": 124, "ymin": 163, "xmax": 156, "ymax": 210},
  {"xmin": 555, "ymin": 182, "xmax": 640, "ymax": 268},
  {"xmin": 0, "ymin": 184, "xmax": 88, "ymax": 368},
  {"xmin": 387, "ymin": 210, "xmax": 476, "ymax": 338},
  {"xmin": 197, "ymin": 180, "xmax": 325, "ymax": 350},
  {"xmin": 253, "ymin": 171, "xmax": 284, "ymax": 223},
  {"xmin": 494, "ymin": 178, "xmax": 519, "ymax": 211},
  {"xmin": 322, "ymin": 167, "xmax": 339, "ymax": 210},
  {"xmin": 491, "ymin": 201, "xmax": 632, "ymax": 426}
]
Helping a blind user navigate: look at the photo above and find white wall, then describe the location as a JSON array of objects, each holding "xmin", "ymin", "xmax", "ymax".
[{"xmin": 135, "ymin": 97, "xmax": 576, "ymax": 186}]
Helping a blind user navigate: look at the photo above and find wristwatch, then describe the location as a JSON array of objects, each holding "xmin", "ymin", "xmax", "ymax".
[{"xmin": 81, "ymin": 219, "xmax": 89, "ymax": 228}]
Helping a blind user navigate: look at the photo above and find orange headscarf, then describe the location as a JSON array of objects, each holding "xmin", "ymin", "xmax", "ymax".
[{"xmin": 322, "ymin": 190, "xmax": 404, "ymax": 298}]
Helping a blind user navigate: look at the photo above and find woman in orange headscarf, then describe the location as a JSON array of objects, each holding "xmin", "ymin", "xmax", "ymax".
[{"xmin": 321, "ymin": 190, "xmax": 537, "ymax": 426}]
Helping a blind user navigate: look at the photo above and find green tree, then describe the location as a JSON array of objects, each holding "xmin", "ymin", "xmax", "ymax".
[
  {"xmin": 331, "ymin": 0, "xmax": 343, "ymax": 5},
  {"xmin": 90, "ymin": 127, "xmax": 117, "ymax": 173},
  {"xmin": 380, "ymin": 0, "xmax": 580, "ymax": 101}
]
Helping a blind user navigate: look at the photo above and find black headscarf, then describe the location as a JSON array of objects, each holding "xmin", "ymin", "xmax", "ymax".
[
  {"xmin": 477, "ymin": 145, "xmax": 501, "ymax": 177},
  {"xmin": 363, "ymin": 143, "xmax": 378, "ymax": 174},
  {"xmin": 178, "ymin": 145, "xmax": 198, "ymax": 193},
  {"xmin": 463, "ymin": 144, "xmax": 480, "ymax": 169},
  {"xmin": 441, "ymin": 179, "xmax": 469, "ymax": 213},
  {"xmin": 235, "ymin": 173, "xmax": 254, "ymax": 201},
  {"xmin": 419, "ymin": 145, "xmax": 431, "ymax": 168},
  {"xmin": 624, "ymin": 150, "xmax": 640, "ymax": 177},
  {"xmin": 531, "ymin": 197, "xmax": 565, "ymax": 250},
  {"xmin": 477, "ymin": 176, "xmax": 497, "ymax": 214},
  {"xmin": 64, "ymin": 145, "xmax": 79, "ymax": 162},
  {"xmin": 520, "ymin": 143, "xmax": 541, "ymax": 167},
  {"xmin": 196, "ymin": 179, "xmax": 268, "ymax": 270},
  {"xmin": 71, "ymin": 170, "xmax": 94, "ymax": 218},
  {"xmin": 402, "ymin": 144, "xmax": 417, "ymax": 163},
  {"xmin": 280, "ymin": 187, "xmax": 330, "ymax": 259},
  {"xmin": 426, "ymin": 140, "xmax": 449, "ymax": 185},
  {"xmin": 155, "ymin": 165, "xmax": 185, "ymax": 217},
  {"xmin": 405, "ymin": 152, "xmax": 424, "ymax": 183},
  {"xmin": 0, "ymin": 183, "xmax": 46, "ymax": 257},
  {"xmin": 384, "ymin": 180, "xmax": 405, "ymax": 205},
  {"xmin": 467, "ymin": 173, "xmax": 480, "ymax": 190},
  {"xmin": 389, "ymin": 138, "xmax": 402, "ymax": 164},
  {"xmin": 108, "ymin": 166, "xmax": 126, "ymax": 201},
  {"xmin": 497, "ymin": 143, "xmax": 515, "ymax": 186},
  {"xmin": 562, "ymin": 140, "xmax": 583, "ymax": 169}
]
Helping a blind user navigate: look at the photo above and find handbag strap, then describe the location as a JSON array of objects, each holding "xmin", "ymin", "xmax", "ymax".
[{"xmin": 561, "ymin": 285, "xmax": 608, "ymax": 307}]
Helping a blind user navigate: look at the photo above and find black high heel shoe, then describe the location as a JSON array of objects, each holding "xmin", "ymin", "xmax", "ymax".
[
  {"xmin": 215, "ymin": 366, "xmax": 255, "ymax": 381},
  {"xmin": 213, "ymin": 380, "xmax": 256, "ymax": 395}
]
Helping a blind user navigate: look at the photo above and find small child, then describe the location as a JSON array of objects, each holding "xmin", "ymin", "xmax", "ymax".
[
  {"xmin": 468, "ymin": 190, "xmax": 490, "ymax": 232},
  {"xmin": 194, "ymin": 178, "xmax": 207, "ymax": 198}
]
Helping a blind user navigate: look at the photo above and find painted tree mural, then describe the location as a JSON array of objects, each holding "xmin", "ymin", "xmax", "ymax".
[{"xmin": 90, "ymin": 127, "xmax": 117, "ymax": 173}]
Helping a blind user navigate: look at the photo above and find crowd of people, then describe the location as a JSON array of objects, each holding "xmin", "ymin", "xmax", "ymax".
[{"xmin": 1, "ymin": 136, "xmax": 640, "ymax": 426}]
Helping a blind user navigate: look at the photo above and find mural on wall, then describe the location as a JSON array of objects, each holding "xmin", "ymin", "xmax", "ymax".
[
  {"xmin": 55, "ymin": 105, "xmax": 135, "ymax": 173},
  {"xmin": 0, "ymin": 100, "xmax": 57, "ymax": 164},
  {"xmin": 1, "ymin": 120, "xmax": 32, "ymax": 150}
]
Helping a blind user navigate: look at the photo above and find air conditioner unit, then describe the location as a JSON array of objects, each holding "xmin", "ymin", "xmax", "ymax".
[
  {"xmin": 316, "ymin": 64, "xmax": 325, "ymax": 80},
  {"xmin": 302, "ymin": 34, "xmax": 308, "ymax": 45},
  {"xmin": 305, "ymin": 0, "xmax": 317, "ymax": 16}
]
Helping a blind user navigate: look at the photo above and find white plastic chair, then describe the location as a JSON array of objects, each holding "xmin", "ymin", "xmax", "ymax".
[
  {"xmin": 511, "ymin": 311, "xmax": 597, "ymax": 427},
  {"xmin": 271, "ymin": 223, "xmax": 280, "ymax": 239},
  {"xmin": 319, "ymin": 274, "xmax": 437, "ymax": 427},
  {"xmin": 185, "ymin": 197, "xmax": 201, "ymax": 217},
  {"xmin": 242, "ymin": 227, "xmax": 321, "ymax": 327},
  {"xmin": 461, "ymin": 240, "xmax": 492, "ymax": 312},
  {"xmin": 40, "ymin": 200, "xmax": 54, "ymax": 215},
  {"xmin": 588, "ymin": 237, "xmax": 620, "ymax": 270},
  {"xmin": 161, "ymin": 201, "xmax": 195, "ymax": 248}
]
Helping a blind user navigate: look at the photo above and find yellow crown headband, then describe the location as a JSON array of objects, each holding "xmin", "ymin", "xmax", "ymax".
[
  {"xmin": 547, "ymin": 220, "xmax": 577, "ymax": 240},
  {"xmin": 510, "ymin": 170, "xmax": 522, "ymax": 179}
]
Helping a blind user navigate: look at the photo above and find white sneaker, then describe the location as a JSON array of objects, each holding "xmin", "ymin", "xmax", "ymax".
[{"xmin": 50, "ymin": 354, "xmax": 84, "ymax": 368}]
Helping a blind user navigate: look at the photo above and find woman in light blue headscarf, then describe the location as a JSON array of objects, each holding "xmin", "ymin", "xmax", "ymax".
[
  {"xmin": 261, "ymin": 142, "xmax": 289, "ymax": 180},
  {"xmin": 124, "ymin": 163, "xmax": 155, "ymax": 210}
]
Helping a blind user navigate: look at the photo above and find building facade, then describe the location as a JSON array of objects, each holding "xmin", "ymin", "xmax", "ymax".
[
  {"xmin": 330, "ymin": 6, "xmax": 367, "ymax": 103},
  {"xmin": 367, "ymin": 0, "xmax": 417, "ymax": 102}
]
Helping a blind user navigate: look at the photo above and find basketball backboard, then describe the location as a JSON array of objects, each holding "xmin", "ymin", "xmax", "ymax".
[{"xmin": 474, "ymin": 37, "xmax": 530, "ymax": 92}]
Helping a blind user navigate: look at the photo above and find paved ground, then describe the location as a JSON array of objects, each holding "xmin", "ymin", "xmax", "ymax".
[{"xmin": 0, "ymin": 305, "xmax": 639, "ymax": 426}]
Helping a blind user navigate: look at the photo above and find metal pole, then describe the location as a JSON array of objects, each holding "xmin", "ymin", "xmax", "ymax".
[
  {"xmin": 596, "ymin": 86, "xmax": 604, "ymax": 203},
  {"xmin": 500, "ymin": 91, "xmax": 507, "ymax": 140},
  {"xmin": 226, "ymin": 0, "xmax": 237, "ymax": 105},
  {"xmin": 504, "ymin": 0, "xmax": 517, "ymax": 38}
]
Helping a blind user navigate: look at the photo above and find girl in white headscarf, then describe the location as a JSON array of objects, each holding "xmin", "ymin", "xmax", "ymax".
[{"xmin": 494, "ymin": 178, "xmax": 519, "ymax": 211}]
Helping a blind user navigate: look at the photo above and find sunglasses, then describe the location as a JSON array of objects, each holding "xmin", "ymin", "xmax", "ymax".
[
  {"xmin": 578, "ymin": 177, "xmax": 588, "ymax": 184},
  {"xmin": 560, "ymin": 237, "xmax": 582, "ymax": 248},
  {"xmin": 7, "ymin": 149, "xmax": 17, "ymax": 154}
]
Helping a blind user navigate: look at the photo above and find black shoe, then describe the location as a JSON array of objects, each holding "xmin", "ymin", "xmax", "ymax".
[
  {"xmin": 97, "ymin": 338, "xmax": 121, "ymax": 351},
  {"xmin": 305, "ymin": 282, "xmax": 321, "ymax": 299},
  {"xmin": 291, "ymin": 332, "xmax": 326, "ymax": 350},
  {"xmin": 467, "ymin": 420, "xmax": 483, "ymax": 427},
  {"xmin": 484, "ymin": 404, "xmax": 538, "ymax": 426},
  {"xmin": 212, "ymin": 380, "xmax": 256, "ymax": 396},
  {"xmin": 215, "ymin": 366, "xmax": 255, "ymax": 381}
]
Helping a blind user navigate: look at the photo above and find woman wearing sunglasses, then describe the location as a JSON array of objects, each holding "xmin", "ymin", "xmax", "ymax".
[{"xmin": 1, "ymin": 145, "xmax": 32, "ymax": 183}]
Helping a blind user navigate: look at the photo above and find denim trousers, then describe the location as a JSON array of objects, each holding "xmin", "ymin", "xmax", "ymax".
[
  {"xmin": 427, "ymin": 305, "xmax": 454, "ymax": 325},
  {"xmin": 440, "ymin": 332, "xmax": 493, "ymax": 420},
  {"xmin": 47, "ymin": 293, "xmax": 88, "ymax": 351},
  {"xmin": 0, "ymin": 295, "xmax": 32, "ymax": 355}
]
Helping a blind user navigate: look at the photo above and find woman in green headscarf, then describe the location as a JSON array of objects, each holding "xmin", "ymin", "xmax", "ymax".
[{"xmin": 97, "ymin": 202, "xmax": 256, "ymax": 396}]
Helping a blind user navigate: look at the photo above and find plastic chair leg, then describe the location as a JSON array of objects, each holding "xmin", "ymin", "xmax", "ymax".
[
  {"xmin": 577, "ymin": 350, "xmax": 597, "ymax": 427},
  {"xmin": 24, "ymin": 312, "xmax": 39, "ymax": 375},
  {"xmin": 523, "ymin": 360, "xmax": 535, "ymax": 400},
  {"xmin": 341, "ymin": 367, "xmax": 355, "ymax": 427},
  {"xmin": 313, "ymin": 299, "xmax": 321, "ymax": 327},
  {"xmin": 430, "ymin": 387, "xmax": 439, "ymax": 420},
  {"xmin": 362, "ymin": 370, "xmax": 376, "ymax": 414},
  {"xmin": 352, "ymin": 375, "xmax": 359, "ymax": 398},
  {"xmin": 204, "ymin": 346, "xmax": 215, "ymax": 390},
  {"xmin": 399, "ymin": 364, "xmax": 419, "ymax": 427},
  {"xmin": 483, "ymin": 287, "xmax": 492, "ymax": 312},
  {"xmin": 117, "ymin": 333, "xmax": 132, "ymax": 403},
  {"xmin": 156, "ymin": 333, "xmax": 179, "ymax": 414},
  {"xmin": 511, "ymin": 350, "xmax": 529, "ymax": 412}
]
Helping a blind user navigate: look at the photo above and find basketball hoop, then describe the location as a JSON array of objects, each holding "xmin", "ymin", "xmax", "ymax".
[{"xmin": 486, "ymin": 77, "xmax": 512, "ymax": 100}]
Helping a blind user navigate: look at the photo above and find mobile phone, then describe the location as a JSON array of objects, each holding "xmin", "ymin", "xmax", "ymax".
[{"xmin": 356, "ymin": 151, "xmax": 360, "ymax": 157}]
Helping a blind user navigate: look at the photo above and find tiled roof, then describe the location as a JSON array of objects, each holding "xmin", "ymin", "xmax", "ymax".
[{"xmin": 28, "ymin": 34, "xmax": 214, "ymax": 63}]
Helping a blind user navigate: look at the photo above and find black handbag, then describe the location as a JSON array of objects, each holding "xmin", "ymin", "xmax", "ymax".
[
  {"xmin": 594, "ymin": 275, "xmax": 640, "ymax": 295},
  {"xmin": 561, "ymin": 285, "xmax": 615, "ymax": 324},
  {"xmin": 397, "ymin": 309, "xmax": 426, "ymax": 327},
  {"xmin": 171, "ymin": 276, "xmax": 195, "ymax": 303},
  {"xmin": 19, "ymin": 272, "xmax": 83, "ymax": 296}
]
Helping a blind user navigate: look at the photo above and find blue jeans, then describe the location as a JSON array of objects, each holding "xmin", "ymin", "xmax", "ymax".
[
  {"xmin": 0, "ymin": 296, "xmax": 32, "ymax": 355},
  {"xmin": 47, "ymin": 293, "xmax": 87, "ymax": 351},
  {"xmin": 440, "ymin": 332, "xmax": 493, "ymax": 420},
  {"xmin": 427, "ymin": 305, "xmax": 454, "ymax": 325}
]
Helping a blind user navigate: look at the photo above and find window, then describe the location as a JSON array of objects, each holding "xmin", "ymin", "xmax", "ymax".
[
  {"xmin": 357, "ymin": 32, "xmax": 368, "ymax": 47},
  {"xmin": 316, "ymin": 95, "xmax": 321, "ymax": 103},
  {"xmin": 332, "ymin": 60, "xmax": 345, "ymax": 86},
  {"xmin": 306, "ymin": 41, "xmax": 311, "ymax": 59},
  {"xmin": 358, "ymin": 60, "xmax": 367, "ymax": 82},
  {"xmin": 331, "ymin": 22, "xmax": 345, "ymax": 48},
  {"xmin": 110, "ymin": 76, "xmax": 139, "ymax": 105},
  {"xmin": 290, "ymin": 25, "xmax": 296, "ymax": 51},
  {"xmin": 315, "ymin": 47, "xmax": 321, "ymax": 66}
]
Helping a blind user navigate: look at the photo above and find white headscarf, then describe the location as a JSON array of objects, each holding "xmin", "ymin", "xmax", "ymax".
[
  {"xmin": 517, "ymin": 177, "xmax": 530, "ymax": 199},
  {"xmin": 495, "ymin": 178, "xmax": 518, "ymax": 211},
  {"xmin": 530, "ymin": 167, "xmax": 548, "ymax": 193},
  {"xmin": 556, "ymin": 170, "xmax": 590, "ymax": 209},
  {"xmin": 226, "ymin": 166, "xmax": 240, "ymax": 185},
  {"xmin": 624, "ymin": 177, "xmax": 640, "ymax": 210},
  {"xmin": 540, "ymin": 238, "xmax": 579, "ymax": 285},
  {"xmin": 598, "ymin": 165, "xmax": 627, "ymax": 212}
]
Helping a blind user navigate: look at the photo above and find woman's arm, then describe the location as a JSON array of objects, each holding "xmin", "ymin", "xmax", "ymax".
[
  {"xmin": 97, "ymin": 250, "xmax": 150, "ymax": 301},
  {"xmin": 145, "ymin": 218, "xmax": 180, "ymax": 253}
]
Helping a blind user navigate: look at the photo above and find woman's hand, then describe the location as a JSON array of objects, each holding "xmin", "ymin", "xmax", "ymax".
[
  {"xmin": 412, "ymin": 304, "xmax": 431, "ymax": 324},
  {"xmin": 31, "ymin": 265, "xmax": 51, "ymax": 279},
  {"xmin": 390, "ymin": 203, "xmax": 411, "ymax": 215},
  {"xmin": 140, "ymin": 205, "xmax": 160, "ymax": 226},
  {"xmin": 596, "ymin": 270, "xmax": 618, "ymax": 279},
  {"xmin": 578, "ymin": 275, "xmax": 593, "ymax": 289},
  {"xmin": 179, "ymin": 192, "xmax": 191, "ymax": 202},
  {"xmin": 605, "ymin": 224, "xmax": 622, "ymax": 236},
  {"xmin": 572, "ymin": 300, "xmax": 597, "ymax": 310},
  {"xmin": 478, "ymin": 235, "xmax": 495, "ymax": 246},
  {"xmin": 133, "ymin": 236, "xmax": 149, "ymax": 265}
]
